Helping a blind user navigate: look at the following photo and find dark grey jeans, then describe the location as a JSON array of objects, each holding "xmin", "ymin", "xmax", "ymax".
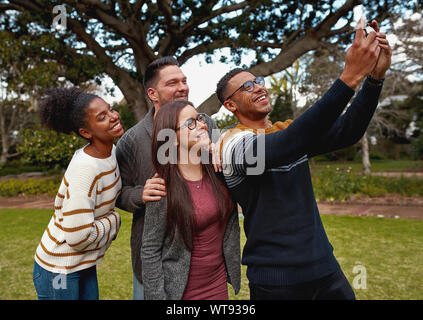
[{"xmin": 249, "ymin": 269, "xmax": 356, "ymax": 300}]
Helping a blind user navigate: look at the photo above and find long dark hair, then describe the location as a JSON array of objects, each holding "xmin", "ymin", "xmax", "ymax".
[{"xmin": 151, "ymin": 101, "xmax": 233, "ymax": 251}]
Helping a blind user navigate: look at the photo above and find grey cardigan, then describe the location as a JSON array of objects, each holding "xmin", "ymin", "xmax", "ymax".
[
  {"xmin": 116, "ymin": 106, "xmax": 220, "ymax": 284},
  {"xmin": 141, "ymin": 195, "xmax": 241, "ymax": 300}
]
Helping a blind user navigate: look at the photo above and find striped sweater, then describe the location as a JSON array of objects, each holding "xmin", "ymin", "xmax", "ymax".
[{"xmin": 34, "ymin": 145, "xmax": 121, "ymax": 274}]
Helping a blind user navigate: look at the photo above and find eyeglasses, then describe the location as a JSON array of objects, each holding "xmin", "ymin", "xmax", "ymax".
[
  {"xmin": 225, "ymin": 76, "xmax": 265, "ymax": 101},
  {"xmin": 176, "ymin": 113, "xmax": 207, "ymax": 130}
]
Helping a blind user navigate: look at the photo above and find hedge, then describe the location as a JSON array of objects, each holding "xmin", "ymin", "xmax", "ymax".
[
  {"xmin": 0, "ymin": 177, "xmax": 61, "ymax": 197},
  {"xmin": 1, "ymin": 169, "xmax": 422, "ymax": 200}
]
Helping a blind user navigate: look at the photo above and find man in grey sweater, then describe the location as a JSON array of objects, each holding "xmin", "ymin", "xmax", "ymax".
[{"xmin": 115, "ymin": 56, "xmax": 218, "ymax": 299}]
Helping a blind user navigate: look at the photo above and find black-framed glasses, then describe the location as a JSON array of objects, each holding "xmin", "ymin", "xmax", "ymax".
[
  {"xmin": 176, "ymin": 113, "xmax": 207, "ymax": 130},
  {"xmin": 225, "ymin": 76, "xmax": 265, "ymax": 101}
]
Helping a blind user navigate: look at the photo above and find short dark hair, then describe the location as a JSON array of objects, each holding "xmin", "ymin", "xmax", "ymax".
[
  {"xmin": 38, "ymin": 87, "xmax": 98, "ymax": 136},
  {"xmin": 215, "ymin": 68, "xmax": 246, "ymax": 104},
  {"xmin": 143, "ymin": 56, "xmax": 180, "ymax": 90}
]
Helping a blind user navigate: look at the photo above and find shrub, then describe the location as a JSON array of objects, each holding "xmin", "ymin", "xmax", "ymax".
[
  {"xmin": 0, "ymin": 177, "xmax": 61, "ymax": 197},
  {"xmin": 113, "ymin": 102, "xmax": 137, "ymax": 130},
  {"xmin": 0, "ymin": 160, "xmax": 46, "ymax": 176},
  {"xmin": 213, "ymin": 113, "xmax": 238, "ymax": 130},
  {"xmin": 17, "ymin": 128, "xmax": 85, "ymax": 169},
  {"xmin": 312, "ymin": 167, "xmax": 423, "ymax": 201}
]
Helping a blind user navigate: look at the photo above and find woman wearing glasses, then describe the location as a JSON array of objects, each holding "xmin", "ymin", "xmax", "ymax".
[{"xmin": 141, "ymin": 100, "xmax": 241, "ymax": 300}]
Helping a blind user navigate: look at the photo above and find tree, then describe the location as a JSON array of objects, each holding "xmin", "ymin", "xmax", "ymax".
[
  {"xmin": 297, "ymin": 15, "xmax": 422, "ymax": 173},
  {"xmin": 0, "ymin": 31, "xmax": 57, "ymax": 165},
  {"xmin": 268, "ymin": 59, "xmax": 302, "ymax": 123},
  {"xmin": 1, "ymin": 0, "xmax": 417, "ymax": 122},
  {"xmin": 0, "ymin": 25, "xmax": 102, "ymax": 165},
  {"xmin": 387, "ymin": 11, "xmax": 423, "ymax": 159},
  {"xmin": 409, "ymin": 87, "xmax": 423, "ymax": 159}
]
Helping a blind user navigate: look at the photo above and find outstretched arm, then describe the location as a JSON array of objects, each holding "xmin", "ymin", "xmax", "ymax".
[
  {"xmin": 309, "ymin": 20, "xmax": 392, "ymax": 157},
  {"xmin": 222, "ymin": 18, "xmax": 388, "ymax": 174}
]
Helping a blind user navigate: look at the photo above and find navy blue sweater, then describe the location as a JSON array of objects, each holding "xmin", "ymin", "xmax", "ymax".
[{"xmin": 221, "ymin": 78, "xmax": 382, "ymax": 285}]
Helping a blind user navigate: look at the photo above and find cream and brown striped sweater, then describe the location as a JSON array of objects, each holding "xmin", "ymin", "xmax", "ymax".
[{"xmin": 34, "ymin": 145, "xmax": 121, "ymax": 274}]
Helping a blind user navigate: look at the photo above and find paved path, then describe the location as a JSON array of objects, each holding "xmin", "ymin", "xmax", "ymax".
[
  {"xmin": 1, "ymin": 195, "xmax": 422, "ymax": 220},
  {"xmin": 317, "ymin": 202, "xmax": 423, "ymax": 220}
]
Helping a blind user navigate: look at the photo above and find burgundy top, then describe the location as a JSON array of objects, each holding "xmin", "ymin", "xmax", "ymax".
[{"xmin": 181, "ymin": 175, "xmax": 228, "ymax": 300}]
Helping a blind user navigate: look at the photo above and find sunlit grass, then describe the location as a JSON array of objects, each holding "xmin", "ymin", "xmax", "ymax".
[{"xmin": 1, "ymin": 209, "xmax": 422, "ymax": 300}]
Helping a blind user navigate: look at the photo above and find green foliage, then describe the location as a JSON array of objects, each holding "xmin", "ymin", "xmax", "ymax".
[
  {"xmin": 267, "ymin": 61, "xmax": 300, "ymax": 123},
  {"xmin": 213, "ymin": 113, "xmax": 238, "ymax": 131},
  {"xmin": 312, "ymin": 167, "xmax": 423, "ymax": 201},
  {"xmin": 0, "ymin": 161, "xmax": 48, "ymax": 176},
  {"xmin": 17, "ymin": 128, "xmax": 85, "ymax": 169},
  {"xmin": 0, "ymin": 177, "xmax": 60, "ymax": 197},
  {"xmin": 269, "ymin": 93, "xmax": 294, "ymax": 123},
  {"xmin": 114, "ymin": 102, "xmax": 137, "ymax": 130},
  {"xmin": 1, "ymin": 0, "xmax": 418, "ymax": 123}
]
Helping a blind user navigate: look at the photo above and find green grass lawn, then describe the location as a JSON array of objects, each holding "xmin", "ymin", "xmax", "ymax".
[{"xmin": 0, "ymin": 209, "xmax": 422, "ymax": 300}]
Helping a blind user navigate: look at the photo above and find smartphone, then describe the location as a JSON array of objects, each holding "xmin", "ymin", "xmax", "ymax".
[{"xmin": 364, "ymin": 25, "xmax": 376, "ymax": 37}]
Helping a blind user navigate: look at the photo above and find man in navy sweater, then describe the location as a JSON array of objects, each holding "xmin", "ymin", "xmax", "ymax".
[{"xmin": 215, "ymin": 19, "xmax": 392, "ymax": 299}]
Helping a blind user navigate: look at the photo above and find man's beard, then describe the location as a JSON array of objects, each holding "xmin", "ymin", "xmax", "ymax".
[
  {"xmin": 160, "ymin": 94, "xmax": 188, "ymax": 106},
  {"xmin": 173, "ymin": 94, "xmax": 188, "ymax": 101}
]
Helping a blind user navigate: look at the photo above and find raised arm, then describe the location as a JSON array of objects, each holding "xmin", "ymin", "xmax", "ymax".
[
  {"xmin": 309, "ymin": 20, "xmax": 392, "ymax": 157},
  {"xmin": 308, "ymin": 78, "xmax": 381, "ymax": 157},
  {"xmin": 222, "ymin": 18, "xmax": 386, "ymax": 175}
]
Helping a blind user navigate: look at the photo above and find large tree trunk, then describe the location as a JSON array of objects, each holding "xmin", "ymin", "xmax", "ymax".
[
  {"xmin": 115, "ymin": 72, "xmax": 150, "ymax": 121},
  {"xmin": 361, "ymin": 131, "xmax": 371, "ymax": 175}
]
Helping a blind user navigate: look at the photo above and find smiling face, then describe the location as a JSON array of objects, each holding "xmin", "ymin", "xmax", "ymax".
[
  {"xmin": 147, "ymin": 65, "xmax": 189, "ymax": 109},
  {"xmin": 223, "ymin": 71, "xmax": 271, "ymax": 123},
  {"xmin": 79, "ymin": 97, "xmax": 124, "ymax": 143},
  {"xmin": 176, "ymin": 105, "xmax": 210, "ymax": 153}
]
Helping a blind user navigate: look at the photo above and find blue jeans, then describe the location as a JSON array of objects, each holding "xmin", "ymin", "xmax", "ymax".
[
  {"xmin": 133, "ymin": 273, "xmax": 145, "ymax": 300},
  {"xmin": 33, "ymin": 262, "xmax": 99, "ymax": 300}
]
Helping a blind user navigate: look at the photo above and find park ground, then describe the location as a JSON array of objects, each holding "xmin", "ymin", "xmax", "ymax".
[
  {"xmin": 0, "ymin": 161, "xmax": 422, "ymax": 300},
  {"xmin": 0, "ymin": 193, "xmax": 422, "ymax": 220}
]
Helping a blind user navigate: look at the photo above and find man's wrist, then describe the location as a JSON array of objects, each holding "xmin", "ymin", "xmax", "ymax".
[
  {"xmin": 370, "ymin": 70, "xmax": 386, "ymax": 79},
  {"xmin": 366, "ymin": 75, "xmax": 385, "ymax": 87},
  {"xmin": 339, "ymin": 72, "xmax": 362, "ymax": 90}
]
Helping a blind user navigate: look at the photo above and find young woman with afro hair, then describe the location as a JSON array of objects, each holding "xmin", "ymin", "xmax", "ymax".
[{"xmin": 32, "ymin": 88, "xmax": 124, "ymax": 300}]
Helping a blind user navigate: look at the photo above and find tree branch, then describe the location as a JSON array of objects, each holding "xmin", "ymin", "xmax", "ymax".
[
  {"xmin": 73, "ymin": 1, "xmax": 135, "ymax": 39},
  {"xmin": 76, "ymin": 0, "xmax": 113, "ymax": 12},
  {"xmin": 0, "ymin": 3, "xmax": 21, "ymax": 11},
  {"xmin": 71, "ymin": 0, "xmax": 155, "ymax": 66},
  {"xmin": 178, "ymin": 39, "xmax": 233, "ymax": 64},
  {"xmin": 198, "ymin": 0, "xmax": 362, "ymax": 115},
  {"xmin": 132, "ymin": 0, "xmax": 146, "ymax": 19},
  {"xmin": 7, "ymin": 0, "xmax": 43, "ymax": 12},
  {"xmin": 181, "ymin": 1, "xmax": 251, "ymax": 35},
  {"xmin": 67, "ymin": 17, "xmax": 122, "ymax": 78}
]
